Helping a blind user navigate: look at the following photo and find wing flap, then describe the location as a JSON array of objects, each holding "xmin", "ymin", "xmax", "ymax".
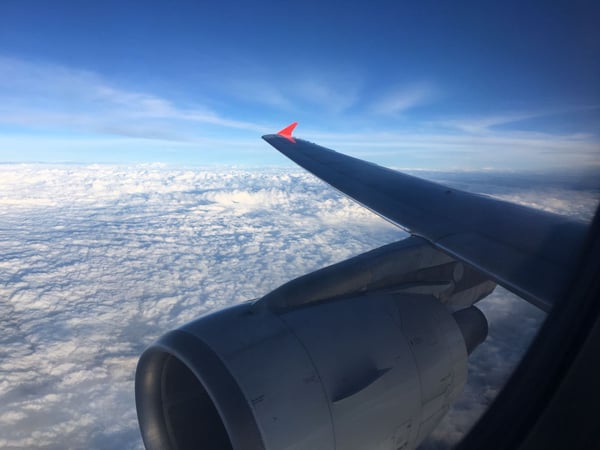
[{"xmin": 263, "ymin": 133, "xmax": 588, "ymax": 311}]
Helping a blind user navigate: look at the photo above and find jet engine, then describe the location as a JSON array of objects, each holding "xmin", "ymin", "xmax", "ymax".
[{"xmin": 136, "ymin": 237, "xmax": 492, "ymax": 450}]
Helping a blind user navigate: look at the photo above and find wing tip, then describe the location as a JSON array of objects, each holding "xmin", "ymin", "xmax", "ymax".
[{"xmin": 276, "ymin": 122, "xmax": 298, "ymax": 143}]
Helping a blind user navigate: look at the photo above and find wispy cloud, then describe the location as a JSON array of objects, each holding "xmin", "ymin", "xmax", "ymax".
[
  {"xmin": 227, "ymin": 79, "xmax": 294, "ymax": 110},
  {"xmin": 219, "ymin": 64, "xmax": 361, "ymax": 115},
  {"xmin": 369, "ymin": 82, "xmax": 437, "ymax": 115},
  {"xmin": 293, "ymin": 77, "xmax": 360, "ymax": 114},
  {"xmin": 1, "ymin": 55, "xmax": 597, "ymax": 169},
  {"xmin": 304, "ymin": 128, "xmax": 600, "ymax": 170},
  {"xmin": 0, "ymin": 56, "xmax": 268, "ymax": 139},
  {"xmin": 436, "ymin": 105, "xmax": 600, "ymax": 134}
]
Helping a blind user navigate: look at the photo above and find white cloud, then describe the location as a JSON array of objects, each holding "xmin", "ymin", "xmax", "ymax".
[
  {"xmin": 0, "ymin": 164, "xmax": 596, "ymax": 449},
  {"xmin": 0, "ymin": 164, "xmax": 400, "ymax": 449}
]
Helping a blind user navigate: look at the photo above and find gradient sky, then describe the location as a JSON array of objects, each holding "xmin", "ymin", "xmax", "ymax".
[{"xmin": 0, "ymin": 0, "xmax": 598, "ymax": 169}]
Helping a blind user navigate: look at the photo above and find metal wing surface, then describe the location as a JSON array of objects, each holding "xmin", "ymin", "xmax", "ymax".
[{"xmin": 262, "ymin": 129, "xmax": 588, "ymax": 312}]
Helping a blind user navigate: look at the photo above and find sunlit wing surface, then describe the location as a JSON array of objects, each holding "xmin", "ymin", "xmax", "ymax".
[{"xmin": 263, "ymin": 126, "xmax": 588, "ymax": 312}]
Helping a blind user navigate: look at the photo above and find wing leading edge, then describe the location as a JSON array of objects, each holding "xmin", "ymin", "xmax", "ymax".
[{"xmin": 262, "ymin": 127, "xmax": 588, "ymax": 312}]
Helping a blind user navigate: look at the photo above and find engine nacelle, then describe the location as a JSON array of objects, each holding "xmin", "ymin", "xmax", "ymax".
[
  {"xmin": 136, "ymin": 238, "xmax": 491, "ymax": 449},
  {"xmin": 136, "ymin": 293, "xmax": 487, "ymax": 450}
]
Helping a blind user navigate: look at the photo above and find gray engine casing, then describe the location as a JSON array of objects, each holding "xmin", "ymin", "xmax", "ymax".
[{"xmin": 136, "ymin": 292, "xmax": 483, "ymax": 450}]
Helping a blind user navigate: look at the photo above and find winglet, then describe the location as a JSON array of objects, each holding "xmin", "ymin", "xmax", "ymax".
[{"xmin": 277, "ymin": 122, "xmax": 298, "ymax": 143}]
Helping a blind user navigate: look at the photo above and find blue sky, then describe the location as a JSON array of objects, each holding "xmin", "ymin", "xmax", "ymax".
[{"xmin": 0, "ymin": 0, "xmax": 598, "ymax": 169}]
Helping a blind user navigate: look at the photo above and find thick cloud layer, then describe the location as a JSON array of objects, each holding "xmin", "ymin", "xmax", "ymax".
[{"xmin": 0, "ymin": 165, "xmax": 597, "ymax": 449}]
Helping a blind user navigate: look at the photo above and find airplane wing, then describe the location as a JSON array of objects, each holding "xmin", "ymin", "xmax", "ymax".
[{"xmin": 263, "ymin": 123, "xmax": 589, "ymax": 312}]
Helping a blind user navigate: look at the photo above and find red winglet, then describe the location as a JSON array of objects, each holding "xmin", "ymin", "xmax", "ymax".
[{"xmin": 277, "ymin": 122, "xmax": 298, "ymax": 143}]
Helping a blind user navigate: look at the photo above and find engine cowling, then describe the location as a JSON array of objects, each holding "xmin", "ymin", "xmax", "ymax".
[
  {"xmin": 136, "ymin": 238, "xmax": 491, "ymax": 449},
  {"xmin": 136, "ymin": 293, "xmax": 487, "ymax": 450}
]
